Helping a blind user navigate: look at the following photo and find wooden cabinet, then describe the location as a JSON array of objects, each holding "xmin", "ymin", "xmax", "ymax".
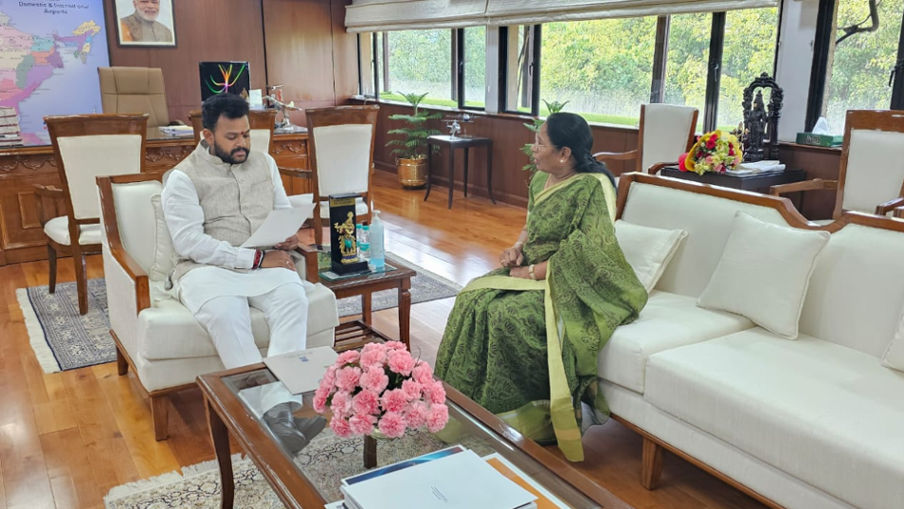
[{"xmin": 0, "ymin": 133, "xmax": 309, "ymax": 265}]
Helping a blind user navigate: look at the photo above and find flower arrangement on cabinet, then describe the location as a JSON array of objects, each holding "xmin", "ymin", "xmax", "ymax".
[
  {"xmin": 679, "ymin": 130, "xmax": 743, "ymax": 175},
  {"xmin": 313, "ymin": 341, "xmax": 449, "ymax": 438}
]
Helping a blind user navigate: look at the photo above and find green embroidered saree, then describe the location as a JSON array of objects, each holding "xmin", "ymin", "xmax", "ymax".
[{"xmin": 434, "ymin": 171, "xmax": 647, "ymax": 461}]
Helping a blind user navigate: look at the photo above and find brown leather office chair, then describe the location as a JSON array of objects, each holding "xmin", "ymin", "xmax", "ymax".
[
  {"xmin": 188, "ymin": 108, "xmax": 277, "ymax": 155},
  {"xmin": 34, "ymin": 114, "xmax": 148, "ymax": 314},
  {"xmin": 594, "ymin": 103, "xmax": 698, "ymax": 174},
  {"xmin": 772, "ymin": 110, "xmax": 904, "ymax": 221},
  {"xmin": 98, "ymin": 67, "xmax": 170, "ymax": 129}
]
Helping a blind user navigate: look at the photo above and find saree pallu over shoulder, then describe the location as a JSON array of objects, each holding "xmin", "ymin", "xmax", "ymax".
[{"xmin": 435, "ymin": 172, "xmax": 646, "ymax": 462}]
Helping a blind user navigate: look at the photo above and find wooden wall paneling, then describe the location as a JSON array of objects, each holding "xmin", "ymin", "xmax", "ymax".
[
  {"xmin": 104, "ymin": 0, "xmax": 267, "ymax": 125},
  {"xmin": 331, "ymin": 0, "xmax": 360, "ymax": 104},
  {"xmin": 263, "ymin": 0, "xmax": 339, "ymax": 127}
]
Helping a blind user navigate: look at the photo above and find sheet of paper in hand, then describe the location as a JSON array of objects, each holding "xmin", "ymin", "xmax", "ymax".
[{"xmin": 240, "ymin": 203, "xmax": 314, "ymax": 248}]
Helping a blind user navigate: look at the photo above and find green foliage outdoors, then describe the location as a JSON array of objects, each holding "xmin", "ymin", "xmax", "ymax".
[{"xmin": 385, "ymin": 92, "xmax": 442, "ymax": 160}]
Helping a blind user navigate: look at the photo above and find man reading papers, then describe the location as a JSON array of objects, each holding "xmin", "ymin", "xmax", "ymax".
[{"xmin": 162, "ymin": 93, "xmax": 323, "ymax": 453}]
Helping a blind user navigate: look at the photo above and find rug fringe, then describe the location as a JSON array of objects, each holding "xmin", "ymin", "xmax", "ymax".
[
  {"xmin": 180, "ymin": 452, "xmax": 245, "ymax": 476},
  {"xmin": 16, "ymin": 288, "xmax": 61, "ymax": 373},
  {"xmin": 104, "ymin": 453, "xmax": 247, "ymax": 504}
]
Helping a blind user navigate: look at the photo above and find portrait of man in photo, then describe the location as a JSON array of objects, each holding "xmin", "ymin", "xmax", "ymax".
[{"xmin": 117, "ymin": 0, "xmax": 175, "ymax": 46}]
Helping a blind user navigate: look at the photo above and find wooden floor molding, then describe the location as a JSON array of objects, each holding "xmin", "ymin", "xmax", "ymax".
[{"xmin": 0, "ymin": 170, "xmax": 764, "ymax": 508}]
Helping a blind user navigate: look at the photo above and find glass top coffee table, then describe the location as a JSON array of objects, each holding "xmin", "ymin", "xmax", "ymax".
[{"xmin": 197, "ymin": 362, "xmax": 629, "ymax": 509}]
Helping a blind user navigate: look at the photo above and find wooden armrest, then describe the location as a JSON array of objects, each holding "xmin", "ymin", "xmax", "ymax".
[
  {"xmin": 278, "ymin": 166, "xmax": 311, "ymax": 179},
  {"xmin": 32, "ymin": 184, "xmax": 66, "ymax": 226},
  {"xmin": 769, "ymin": 178, "xmax": 837, "ymax": 196},
  {"xmin": 107, "ymin": 243, "xmax": 151, "ymax": 313},
  {"xmin": 646, "ymin": 161, "xmax": 677, "ymax": 175},
  {"xmin": 296, "ymin": 244, "xmax": 320, "ymax": 283},
  {"xmin": 32, "ymin": 184, "xmax": 64, "ymax": 199},
  {"xmin": 894, "ymin": 206, "xmax": 904, "ymax": 219},
  {"xmin": 593, "ymin": 149, "xmax": 639, "ymax": 163},
  {"xmin": 876, "ymin": 197, "xmax": 904, "ymax": 216}
]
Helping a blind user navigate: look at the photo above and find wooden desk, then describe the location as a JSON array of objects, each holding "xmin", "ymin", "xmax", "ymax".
[
  {"xmin": 0, "ymin": 132, "xmax": 310, "ymax": 265},
  {"xmin": 659, "ymin": 167, "xmax": 806, "ymax": 193}
]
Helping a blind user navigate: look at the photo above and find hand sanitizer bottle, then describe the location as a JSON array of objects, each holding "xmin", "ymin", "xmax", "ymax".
[
  {"xmin": 369, "ymin": 210, "xmax": 385, "ymax": 271},
  {"xmin": 358, "ymin": 224, "xmax": 370, "ymax": 262}
]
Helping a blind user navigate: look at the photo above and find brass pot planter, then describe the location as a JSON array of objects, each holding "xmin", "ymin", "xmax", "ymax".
[{"xmin": 397, "ymin": 156, "xmax": 427, "ymax": 188}]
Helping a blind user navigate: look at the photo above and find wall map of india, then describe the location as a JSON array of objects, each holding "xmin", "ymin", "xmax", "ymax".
[{"xmin": 0, "ymin": 2, "xmax": 109, "ymax": 145}]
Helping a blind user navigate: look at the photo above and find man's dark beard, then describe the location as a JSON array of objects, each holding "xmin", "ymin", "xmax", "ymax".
[{"xmin": 213, "ymin": 142, "xmax": 248, "ymax": 165}]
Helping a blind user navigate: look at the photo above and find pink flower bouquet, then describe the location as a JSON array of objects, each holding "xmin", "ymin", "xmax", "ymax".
[{"xmin": 312, "ymin": 341, "xmax": 449, "ymax": 439}]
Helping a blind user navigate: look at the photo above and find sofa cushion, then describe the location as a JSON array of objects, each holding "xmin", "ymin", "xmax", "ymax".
[
  {"xmin": 149, "ymin": 194, "xmax": 176, "ymax": 282},
  {"xmin": 614, "ymin": 220, "xmax": 687, "ymax": 292},
  {"xmin": 619, "ymin": 181, "xmax": 795, "ymax": 297},
  {"xmin": 644, "ymin": 328, "xmax": 904, "ymax": 509},
  {"xmin": 800, "ymin": 223, "xmax": 904, "ymax": 358},
  {"xmin": 139, "ymin": 281, "xmax": 338, "ymax": 360},
  {"xmin": 44, "ymin": 216, "xmax": 102, "ymax": 246},
  {"xmin": 598, "ymin": 291, "xmax": 753, "ymax": 393},
  {"xmin": 882, "ymin": 309, "xmax": 904, "ymax": 373},
  {"xmin": 697, "ymin": 212, "xmax": 829, "ymax": 339}
]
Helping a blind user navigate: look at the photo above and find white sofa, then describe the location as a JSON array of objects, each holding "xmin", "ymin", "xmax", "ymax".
[
  {"xmin": 97, "ymin": 173, "xmax": 339, "ymax": 440},
  {"xmin": 599, "ymin": 172, "xmax": 904, "ymax": 509}
]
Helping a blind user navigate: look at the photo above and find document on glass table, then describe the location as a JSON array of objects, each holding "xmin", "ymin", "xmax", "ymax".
[{"xmin": 240, "ymin": 203, "xmax": 314, "ymax": 248}]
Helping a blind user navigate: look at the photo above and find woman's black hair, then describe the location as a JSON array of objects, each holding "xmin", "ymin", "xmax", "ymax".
[{"xmin": 545, "ymin": 112, "xmax": 615, "ymax": 186}]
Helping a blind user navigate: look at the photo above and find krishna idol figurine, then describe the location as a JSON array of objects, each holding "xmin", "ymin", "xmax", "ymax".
[{"xmin": 329, "ymin": 194, "xmax": 369, "ymax": 274}]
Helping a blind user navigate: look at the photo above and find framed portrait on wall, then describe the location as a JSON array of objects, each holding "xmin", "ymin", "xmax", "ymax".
[{"xmin": 114, "ymin": 0, "xmax": 176, "ymax": 47}]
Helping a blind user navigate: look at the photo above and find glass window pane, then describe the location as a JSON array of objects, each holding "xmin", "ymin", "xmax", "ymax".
[
  {"xmin": 541, "ymin": 17, "xmax": 657, "ymax": 125},
  {"xmin": 463, "ymin": 26, "xmax": 486, "ymax": 108},
  {"xmin": 359, "ymin": 33, "xmax": 376, "ymax": 97},
  {"xmin": 380, "ymin": 29, "xmax": 454, "ymax": 107},
  {"xmin": 664, "ymin": 12, "xmax": 710, "ymax": 131},
  {"xmin": 504, "ymin": 26, "xmax": 533, "ymax": 113},
  {"xmin": 718, "ymin": 8, "xmax": 779, "ymax": 131},
  {"xmin": 824, "ymin": 0, "xmax": 904, "ymax": 134}
]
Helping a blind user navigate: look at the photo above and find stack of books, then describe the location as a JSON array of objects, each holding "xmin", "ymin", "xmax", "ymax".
[
  {"xmin": 0, "ymin": 107, "xmax": 23, "ymax": 147},
  {"xmin": 326, "ymin": 445, "xmax": 568, "ymax": 509}
]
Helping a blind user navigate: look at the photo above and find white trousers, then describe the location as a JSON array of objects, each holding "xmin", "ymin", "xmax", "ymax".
[{"xmin": 194, "ymin": 282, "xmax": 309, "ymax": 369}]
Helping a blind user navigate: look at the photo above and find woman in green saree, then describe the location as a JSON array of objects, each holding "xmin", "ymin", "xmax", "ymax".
[{"xmin": 434, "ymin": 113, "xmax": 647, "ymax": 462}]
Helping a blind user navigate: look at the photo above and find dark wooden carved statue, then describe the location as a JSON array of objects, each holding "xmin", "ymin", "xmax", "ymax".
[{"xmin": 742, "ymin": 73, "xmax": 783, "ymax": 162}]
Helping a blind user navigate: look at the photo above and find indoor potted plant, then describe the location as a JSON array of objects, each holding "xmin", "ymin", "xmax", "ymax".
[{"xmin": 386, "ymin": 92, "xmax": 442, "ymax": 188}]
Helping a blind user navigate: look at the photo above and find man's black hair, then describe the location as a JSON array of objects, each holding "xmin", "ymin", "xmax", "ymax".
[{"xmin": 201, "ymin": 93, "xmax": 249, "ymax": 131}]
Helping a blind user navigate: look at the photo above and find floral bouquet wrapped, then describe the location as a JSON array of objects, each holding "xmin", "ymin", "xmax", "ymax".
[
  {"xmin": 679, "ymin": 130, "xmax": 743, "ymax": 175},
  {"xmin": 313, "ymin": 341, "xmax": 449, "ymax": 438}
]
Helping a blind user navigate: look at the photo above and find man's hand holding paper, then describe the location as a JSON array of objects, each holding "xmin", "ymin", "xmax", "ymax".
[{"xmin": 240, "ymin": 203, "xmax": 315, "ymax": 249}]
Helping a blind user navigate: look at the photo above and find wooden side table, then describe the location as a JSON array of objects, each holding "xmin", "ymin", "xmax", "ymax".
[
  {"xmin": 425, "ymin": 134, "xmax": 495, "ymax": 208},
  {"xmin": 659, "ymin": 166, "xmax": 806, "ymax": 193}
]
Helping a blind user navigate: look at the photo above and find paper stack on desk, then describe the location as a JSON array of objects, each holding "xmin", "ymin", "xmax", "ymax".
[{"xmin": 731, "ymin": 160, "xmax": 786, "ymax": 174}]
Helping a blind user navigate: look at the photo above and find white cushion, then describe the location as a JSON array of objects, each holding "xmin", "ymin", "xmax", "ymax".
[
  {"xmin": 139, "ymin": 281, "xmax": 338, "ymax": 360},
  {"xmin": 697, "ymin": 212, "xmax": 829, "ymax": 339},
  {"xmin": 882, "ymin": 308, "xmax": 904, "ymax": 372},
  {"xmin": 644, "ymin": 328, "xmax": 904, "ymax": 509},
  {"xmin": 149, "ymin": 194, "xmax": 176, "ymax": 281},
  {"xmin": 801, "ymin": 223, "xmax": 904, "ymax": 358},
  {"xmin": 614, "ymin": 220, "xmax": 687, "ymax": 292},
  {"xmin": 291, "ymin": 193, "xmax": 369, "ymax": 218},
  {"xmin": 110, "ymin": 180, "xmax": 162, "ymax": 274},
  {"xmin": 598, "ymin": 291, "xmax": 753, "ymax": 393},
  {"xmin": 641, "ymin": 103, "xmax": 697, "ymax": 172},
  {"xmin": 44, "ymin": 216, "xmax": 102, "ymax": 246},
  {"xmin": 620, "ymin": 181, "xmax": 794, "ymax": 297},
  {"xmin": 841, "ymin": 128, "xmax": 904, "ymax": 214}
]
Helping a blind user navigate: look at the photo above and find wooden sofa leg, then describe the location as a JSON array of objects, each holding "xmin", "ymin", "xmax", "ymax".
[
  {"xmin": 151, "ymin": 395, "xmax": 169, "ymax": 441},
  {"xmin": 641, "ymin": 437, "xmax": 663, "ymax": 489},
  {"xmin": 115, "ymin": 346, "xmax": 128, "ymax": 376}
]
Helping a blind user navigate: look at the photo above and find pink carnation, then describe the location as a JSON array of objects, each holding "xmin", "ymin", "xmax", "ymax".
[
  {"xmin": 424, "ymin": 380, "xmax": 446, "ymax": 405},
  {"xmin": 380, "ymin": 388, "xmax": 409, "ymax": 413},
  {"xmin": 378, "ymin": 411, "xmax": 407, "ymax": 438},
  {"xmin": 359, "ymin": 344, "xmax": 387, "ymax": 368},
  {"xmin": 401, "ymin": 379, "xmax": 423, "ymax": 400},
  {"xmin": 388, "ymin": 350, "xmax": 416, "ymax": 376},
  {"xmin": 404, "ymin": 401, "xmax": 427, "ymax": 428},
  {"xmin": 360, "ymin": 367, "xmax": 389, "ymax": 393},
  {"xmin": 352, "ymin": 390, "xmax": 380, "ymax": 416},
  {"xmin": 412, "ymin": 362, "xmax": 433, "ymax": 384},
  {"xmin": 385, "ymin": 341, "xmax": 407, "ymax": 351},
  {"xmin": 349, "ymin": 414, "xmax": 375, "ymax": 435},
  {"xmin": 335, "ymin": 366, "xmax": 362, "ymax": 392},
  {"xmin": 321, "ymin": 365, "xmax": 337, "ymax": 388},
  {"xmin": 331, "ymin": 391, "xmax": 352, "ymax": 415},
  {"xmin": 313, "ymin": 388, "xmax": 329, "ymax": 412},
  {"xmin": 426, "ymin": 403, "xmax": 449, "ymax": 433},
  {"xmin": 330, "ymin": 416, "xmax": 352, "ymax": 437},
  {"xmin": 336, "ymin": 350, "xmax": 360, "ymax": 365}
]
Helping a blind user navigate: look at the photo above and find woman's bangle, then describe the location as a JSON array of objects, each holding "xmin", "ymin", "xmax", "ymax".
[{"xmin": 528, "ymin": 264, "xmax": 537, "ymax": 280}]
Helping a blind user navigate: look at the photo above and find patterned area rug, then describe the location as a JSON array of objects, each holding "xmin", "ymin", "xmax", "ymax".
[
  {"xmin": 17, "ymin": 253, "xmax": 460, "ymax": 373},
  {"xmin": 104, "ymin": 425, "xmax": 494, "ymax": 508}
]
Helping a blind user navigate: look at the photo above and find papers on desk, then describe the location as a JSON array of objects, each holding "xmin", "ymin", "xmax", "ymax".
[
  {"xmin": 338, "ymin": 447, "xmax": 549, "ymax": 509},
  {"xmin": 240, "ymin": 204, "xmax": 314, "ymax": 248},
  {"xmin": 727, "ymin": 160, "xmax": 786, "ymax": 176},
  {"xmin": 158, "ymin": 125, "xmax": 194, "ymax": 137},
  {"xmin": 263, "ymin": 346, "xmax": 338, "ymax": 394}
]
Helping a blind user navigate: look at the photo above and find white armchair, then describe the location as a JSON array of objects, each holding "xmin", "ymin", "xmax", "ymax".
[
  {"xmin": 97, "ymin": 173, "xmax": 338, "ymax": 440},
  {"xmin": 594, "ymin": 103, "xmax": 698, "ymax": 174}
]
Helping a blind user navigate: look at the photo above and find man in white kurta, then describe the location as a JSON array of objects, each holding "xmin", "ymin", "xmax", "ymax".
[{"xmin": 162, "ymin": 93, "xmax": 322, "ymax": 452}]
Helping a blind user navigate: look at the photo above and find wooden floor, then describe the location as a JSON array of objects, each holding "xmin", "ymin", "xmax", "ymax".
[{"xmin": 0, "ymin": 170, "xmax": 764, "ymax": 508}]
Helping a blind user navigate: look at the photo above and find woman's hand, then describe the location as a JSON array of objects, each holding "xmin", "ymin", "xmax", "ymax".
[
  {"xmin": 499, "ymin": 244, "xmax": 524, "ymax": 268},
  {"xmin": 509, "ymin": 266, "xmax": 531, "ymax": 279}
]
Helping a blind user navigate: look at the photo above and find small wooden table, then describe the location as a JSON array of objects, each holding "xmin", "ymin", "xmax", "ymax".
[
  {"xmin": 318, "ymin": 260, "xmax": 416, "ymax": 350},
  {"xmin": 425, "ymin": 134, "xmax": 495, "ymax": 208},
  {"xmin": 197, "ymin": 361, "xmax": 627, "ymax": 509},
  {"xmin": 660, "ymin": 166, "xmax": 806, "ymax": 193}
]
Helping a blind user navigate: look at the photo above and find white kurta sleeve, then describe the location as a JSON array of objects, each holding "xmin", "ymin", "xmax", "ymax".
[{"xmin": 162, "ymin": 169, "xmax": 257, "ymax": 269}]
